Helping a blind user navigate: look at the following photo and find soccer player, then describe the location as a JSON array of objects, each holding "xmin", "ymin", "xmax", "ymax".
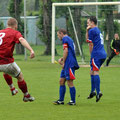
[
  {"xmin": 0, "ymin": 17, "xmax": 35, "ymax": 102},
  {"xmin": 86, "ymin": 16, "xmax": 107, "ymax": 102},
  {"xmin": 53, "ymin": 29, "xmax": 79, "ymax": 105},
  {"xmin": 106, "ymin": 33, "xmax": 120, "ymax": 66}
]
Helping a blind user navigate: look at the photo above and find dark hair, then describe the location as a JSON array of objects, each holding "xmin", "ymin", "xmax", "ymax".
[
  {"xmin": 58, "ymin": 28, "xmax": 67, "ymax": 35},
  {"xmin": 89, "ymin": 16, "xmax": 97, "ymax": 25}
]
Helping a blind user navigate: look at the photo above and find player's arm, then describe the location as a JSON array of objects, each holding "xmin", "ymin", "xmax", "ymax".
[
  {"xmin": 19, "ymin": 37, "xmax": 35, "ymax": 59},
  {"xmin": 110, "ymin": 39, "xmax": 118, "ymax": 54},
  {"xmin": 62, "ymin": 48, "xmax": 68, "ymax": 68},
  {"xmin": 110, "ymin": 39, "xmax": 115, "ymax": 50},
  {"xmin": 86, "ymin": 26, "xmax": 93, "ymax": 53},
  {"xmin": 86, "ymin": 26, "xmax": 92, "ymax": 43},
  {"xmin": 89, "ymin": 43, "xmax": 93, "ymax": 54},
  {"xmin": 86, "ymin": 27, "xmax": 89, "ymax": 41}
]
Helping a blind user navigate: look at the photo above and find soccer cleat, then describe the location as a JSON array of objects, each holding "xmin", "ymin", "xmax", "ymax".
[
  {"xmin": 96, "ymin": 93, "xmax": 103, "ymax": 102},
  {"xmin": 67, "ymin": 100, "xmax": 76, "ymax": 105},
  {"xmin": 53, "ymin": 100, "xmax": 64, "ymax": 105},
  {"xmin": 23, "ymin": 94, "xmax": 35, "ymax": 102},
  {"xmin": 87, "ymin": 91, "xmax": 96, "ymax": 99},
  {"xmin": 11, "ymin": 88, "xmax": 18, "ymax": 96}
]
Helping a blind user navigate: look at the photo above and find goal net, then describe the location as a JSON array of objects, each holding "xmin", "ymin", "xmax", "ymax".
[{"xmin": 51, "ymin": 1, "xmax": 120, "ymax": 65}]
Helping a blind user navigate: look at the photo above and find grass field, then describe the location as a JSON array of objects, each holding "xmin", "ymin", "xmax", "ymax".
[{"xmin": 0, "ymin": 45, "xmax": 120, "ymax": 120}]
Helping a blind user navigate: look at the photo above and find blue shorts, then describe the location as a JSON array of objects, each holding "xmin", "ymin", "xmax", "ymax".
[
  {"xmin": 60, "ymin": 67, "xmax": 75, "ymax": 80},
  {"xmin": 90, "ymin": 58, "xmax": 105, "ymax": 71}
]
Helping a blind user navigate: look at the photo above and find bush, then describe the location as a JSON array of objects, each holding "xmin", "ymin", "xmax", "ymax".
[{"xmin": 0, "ymin": 21, "xmax": 4, "ymax": 30}]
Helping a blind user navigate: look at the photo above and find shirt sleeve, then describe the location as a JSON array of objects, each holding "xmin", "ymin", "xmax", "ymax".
[
  {"xmin": 62, "ymin": 38, "xmax": 68, "ymax": 50},
  {"xmin": 15, "ymin": 31, "xmax": 23, "ymax": 43}
]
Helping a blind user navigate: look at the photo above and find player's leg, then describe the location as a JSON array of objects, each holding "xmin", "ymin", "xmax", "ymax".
[
  {"xmin": 93, "ymin": 71, "xmax": 103, "ymax": 102},
  {"xmin": 67, "ymin": 80, "xmax": 76, "ymax": 105},
  {"xmin": 87, "ymin": 59, "xmax": 96, "ymax": 99},
  {"xmin": 53, "ymin": 69, "xmax": 66, "ymax": 105},
  {"xmin": 106, "ymin": 51, "xmax": 116, "ymax": 66},
  {"xmin": 87, "ymin": 70, "xmax": 96, "ymax": 99},
  {"xmin": 59, "ymin": 77, "xmax": 66, "ymax": 101},
  {"xmin": 92, "ymin": 58, "xmax": 105, "ymax": 102},
  {"xmin": 67, "ymin": 68, "xmax": 76, "ymax": 105},
  {"xmin": 90, "ymin": 71, "xmax": 95, "ymax": 93},
  {"xmin": 4, "ymin": 62, "xmax": 34, "ymax": 102},
  {"xmin": 17, "ymin": 72, "xmax": 35, "ymax": 102},
  {"xmin": 3, "ymin": 73, "xmax": 18, "ymax": 96}
]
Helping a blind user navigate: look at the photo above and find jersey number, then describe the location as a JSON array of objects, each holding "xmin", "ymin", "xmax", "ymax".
[
  {"xmin": 100, "ymin": 33, "xmax": 104, "ymax": 45},
  {"xmin": 0, "ymin": 33, "xmax": 5, "ymax": 45}
]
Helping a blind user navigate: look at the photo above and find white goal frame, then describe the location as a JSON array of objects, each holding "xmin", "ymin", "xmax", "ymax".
[{"xmin": 51, "ymin": 1, "xmax": 120, "ymax": 63}]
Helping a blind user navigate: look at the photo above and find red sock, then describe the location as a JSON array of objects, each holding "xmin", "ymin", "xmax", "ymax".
[
  {"xmin": 18, "ymin": 80, "xmax": 28, "ymax": 94},
  {"xmin": 3, "ymin": 73, "xmax": 12, "ymax": 85}
]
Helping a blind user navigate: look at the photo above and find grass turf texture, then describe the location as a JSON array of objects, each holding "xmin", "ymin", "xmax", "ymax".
[{"xmin": 0, "ymin": 45, "xmax": 120, "ymax": 120}]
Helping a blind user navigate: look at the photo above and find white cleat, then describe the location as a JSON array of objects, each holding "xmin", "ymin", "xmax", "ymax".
[
  {"xmin": 23, "ymin": 94, "xmax": 35, "ymax": 102},
  {"xmin": 11, "ymin": 88, "xmax": 18, "ymax": 96}
]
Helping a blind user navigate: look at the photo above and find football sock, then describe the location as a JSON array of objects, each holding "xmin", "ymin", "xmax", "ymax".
[
  {"xmin": 59, "ymin": 85, "xmax": 66, "ymax": 101},
  {"xmin": 18, "ymin": 80, "xmax": 28, "ymax": 94},
  {"xmin": 94, "ymin": 75, "xmax": 100, "ymax": 95},
  {"xmin": 69, "ymin": 86, "xmax": 76, "ymax": 103},
  {"xmin": 24, "ymin": 92, "xmax": 29, "ymax": 96},
  {"xmin": 3, "ymin": 73, "xmax": 14, "ymax": 89},
  {"xmin": 91, "ymin": 75, "xmax": 95, "ymax": 93}
]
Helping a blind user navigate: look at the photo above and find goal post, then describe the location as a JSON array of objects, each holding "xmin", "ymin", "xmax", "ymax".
[
  {"xmin": 51, "ymin": 1, "xmax": 120, "ymax": 63},
  {"xmin": 68, "ymin": 7, "xmax": 85, "ymax": 63}
]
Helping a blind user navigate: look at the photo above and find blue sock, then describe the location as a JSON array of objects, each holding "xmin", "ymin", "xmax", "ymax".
[
  {"xmin": 69, "ymin": 87, "xmax": 76, "ymax": 103},
  {"xmin": 91, "ymin": 75, "xmax": 95, "ymax": 93},
  {"xmin": 94, "ymin": 75, "xmax": 100, "ymax": 95},
  {"xmin": 59, "ymin": 85, "xmax": 66, "ymax": 101}
]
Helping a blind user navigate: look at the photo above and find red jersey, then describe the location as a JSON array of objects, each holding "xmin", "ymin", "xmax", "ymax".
[{"xmin": 0, "ymin": 28, "xmax": 23, "ymax": 64}]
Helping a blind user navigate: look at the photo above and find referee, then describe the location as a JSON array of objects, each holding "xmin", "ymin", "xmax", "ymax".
[{"xmin": 106, "ymin": 33, "xmax": 120, "ymax": 66}]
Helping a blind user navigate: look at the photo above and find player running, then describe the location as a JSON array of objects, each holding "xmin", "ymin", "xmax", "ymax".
[
  {"xmin": 0, "ymin": 17, "xmax": 35, "ymax": 102},
  {"xmin": 86, "ymin": 16, "xmax": 107, "ymax": 102},
  {"xmin": 53, "ymin": 29, "xmax": 79, "ymax": 105},
  {"xmin": 106, "ymin": 33, "xmax": 120, "ymax": 66}
]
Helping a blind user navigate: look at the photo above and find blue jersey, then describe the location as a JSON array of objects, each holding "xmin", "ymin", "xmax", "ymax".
[
  {"xmin": 88, "ymin": 27, "xmax": 107, "ymax": 59},
  {"xmin": 62, "ymin": 36, "xmax": 79, "ymax": 71}
]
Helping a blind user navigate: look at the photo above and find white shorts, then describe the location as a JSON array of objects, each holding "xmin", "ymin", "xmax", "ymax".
[{"xmin": 0, "ymin": 62, "xmax": 21, "ymax": 77}]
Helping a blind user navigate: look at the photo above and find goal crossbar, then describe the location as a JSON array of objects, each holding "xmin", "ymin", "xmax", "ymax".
[
  {"xmin": 53, "ymin": 2, "xmax": 120, "ymax": 6},
  {"xmin": 51, "ymin": 2, "xmax": 120, "ymax": 63}
]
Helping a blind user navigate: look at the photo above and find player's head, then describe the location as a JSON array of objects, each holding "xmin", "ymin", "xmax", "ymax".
[
  {"xmin": 7, "ymin": 18, "xmax": 18, "ymax": 30},
  {"xmin": 57, "ymin": 28, "xmax": 67, "ymax": 40},
  {"xmin": 87, "ymin": 16, "xmax": 97, "ymax": 28},
  {"xmin": 114, "ymin": 33, "xmax": 119, "ymax": 40}
]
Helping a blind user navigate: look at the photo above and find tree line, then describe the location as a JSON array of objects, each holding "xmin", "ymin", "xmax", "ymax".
[{"xmin": 0, "ymin": 0, "xmax": 120, "ymax": 57}]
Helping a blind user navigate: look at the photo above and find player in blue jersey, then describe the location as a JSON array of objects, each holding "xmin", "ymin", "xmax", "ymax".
[
  {"xmin": 53, "ymin": 29, "xmax": 79, "ymax": 105},
  {"xmin": 86, "ymin": 16, "xmax": 107, "ymax": 102}
]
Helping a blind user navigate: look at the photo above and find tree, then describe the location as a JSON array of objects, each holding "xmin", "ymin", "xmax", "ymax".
[
  {"xmin": 34, "ymin": 0, "xmax": 40, "ymax": 11},
  {"xmin": 8, "ymin": 0, "xmax": 24, "ymax": 54},
  {"xmin": 57, "ymin": 0, "xmax": 84, "ymax": 56},
  {"xmin": 105, "ymin": 4, "xmax": 114, "ymax": 56},
  {"xmin": 72, "ymin": 0, "xmax": 84, "ymax": 56},
  {"xmin": 37, "ymin": 0, "xmax": 52, "ymax": 55},
  {"xmin": 37, "ymin": 0, "xmax": 85, "ymax": 56},
  {"xmin": 100, "ymin": 0, "xmax": 115, "ymax": 56}
]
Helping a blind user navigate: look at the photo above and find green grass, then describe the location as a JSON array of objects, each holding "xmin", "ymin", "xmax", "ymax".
[
  {"xmin": 0, "ymin": 45, "xmax": 120, "ymax": 120},
  {"xmin": 22, "ymin": 44, "xmax": 120, "ymax": 65}
]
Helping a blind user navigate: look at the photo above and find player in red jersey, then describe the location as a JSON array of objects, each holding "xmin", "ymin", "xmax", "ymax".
[{"xmin": 0, "ymin": 17, "xmax": 35, "ymax": 102}]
